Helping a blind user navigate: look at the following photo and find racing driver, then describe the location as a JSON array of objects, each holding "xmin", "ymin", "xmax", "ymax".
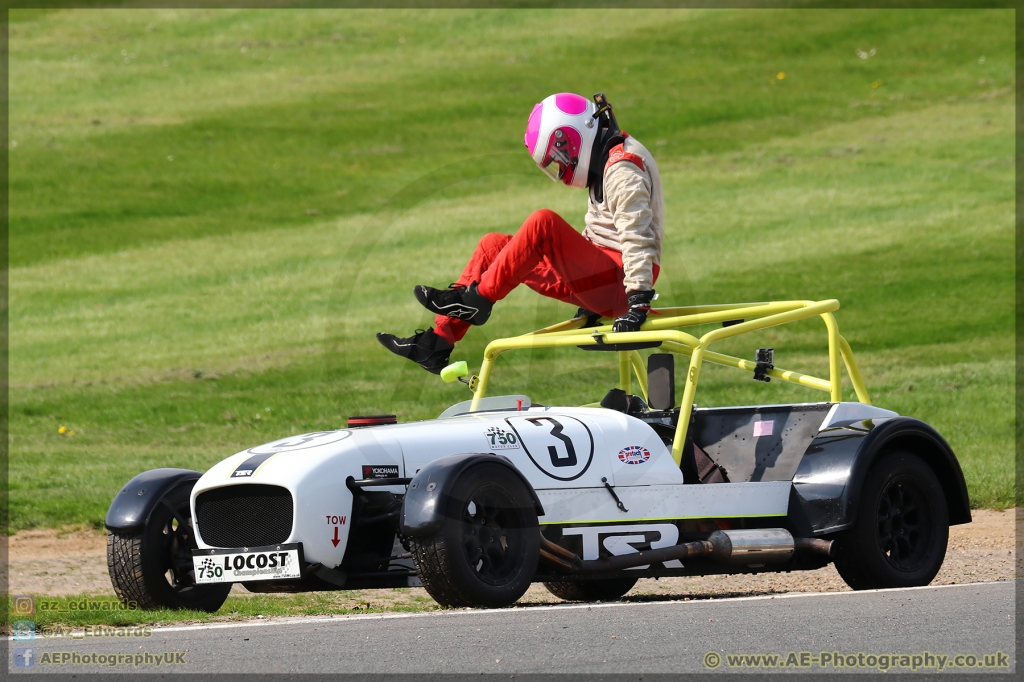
[{"xmin": 377, "ymin": 92, "xmax": 665, "ymax": 373}]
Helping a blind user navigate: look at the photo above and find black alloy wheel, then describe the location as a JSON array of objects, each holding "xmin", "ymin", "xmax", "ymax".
[
  {"xmin": 876, "ymin": 472, "xmax": 931, "ymax": 570},
  {"xmin": 409, "ymin": 463, "xmax": 539, "ymax": 608},
  {"xmin": 108, "ymin": 484, "xmax": 231, "ymax": 611},
  {"xmin": 461, "ymin": 484, "xmax": 528, "ymax": 586},
  {"xmin": 833, "ymin": 451, "xmax": 948, "ymax": 590}
]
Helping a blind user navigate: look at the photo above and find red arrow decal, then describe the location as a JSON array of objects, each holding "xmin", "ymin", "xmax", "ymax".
[{"xmin": 331, "ymin": 526, "xmax": 340, "ymax": 547}]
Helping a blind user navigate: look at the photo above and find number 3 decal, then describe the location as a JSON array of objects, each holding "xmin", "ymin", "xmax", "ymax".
[
  {"xmin": 529, "ymin": 417, "xmax": 577, "ymax": 467},
  {"xmin": 506, "ymin": 415, "xmax": 594, "ymax": 481}
]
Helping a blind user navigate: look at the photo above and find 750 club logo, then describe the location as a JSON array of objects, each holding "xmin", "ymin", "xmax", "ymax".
[
  {"xmin": 196, "ymin": 558, "xmax": 224, "ymax": 580},
  {"xmin": 485, "ymin": 426, "xmax": 520, "ymax": 450}
]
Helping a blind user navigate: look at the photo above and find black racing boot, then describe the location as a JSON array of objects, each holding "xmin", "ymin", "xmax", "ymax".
[
  {"xmin": 376, "ymin": 328, "xmax": 453, "ymax": 374},
  {"xmin": 574, "ymin": 307, "xmax": 604, "ymax": 328},
  {"xmin": 413, "ymin": 281, "xmax": 493, "ymax": 326}
]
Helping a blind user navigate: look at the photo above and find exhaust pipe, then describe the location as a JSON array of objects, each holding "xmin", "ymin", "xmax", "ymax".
[
  {"xmin": 540, "ymin": 528, "xmax": 831, "ymax": 573},
  {"xmin": 795, "ymin": 537, "xmax": 834, "ymax": 557},
  {"xmin": 708, "ymin": 529, "xmax": 794, "ymax": 564},
  {"xmin": 539, "ymin": 534, "xmax": 580, "ymax": 573},
  {"xmin": 541, "ymin": 533, "xmax": 714, "ymax": 573},
  {"xmin": 574, "ymin": 540, "xmax": 715, "ymax": 574}
]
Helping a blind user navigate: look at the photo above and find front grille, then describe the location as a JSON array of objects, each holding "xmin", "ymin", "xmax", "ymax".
[{"xmin": 195, "ymin": 484, "xmax": 293, "ymax": 548}]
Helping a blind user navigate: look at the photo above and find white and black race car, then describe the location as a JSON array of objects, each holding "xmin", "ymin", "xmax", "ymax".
[{"xmin": 105, "ymin": 300, "xmax": 971, "ymax": 611}]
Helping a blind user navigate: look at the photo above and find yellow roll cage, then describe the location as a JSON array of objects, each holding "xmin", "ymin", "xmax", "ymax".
[{"xmin": 467, "ymin": 299, "xmax": 871, "ymax": 467}]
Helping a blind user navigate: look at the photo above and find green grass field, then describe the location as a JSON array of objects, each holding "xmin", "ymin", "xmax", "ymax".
[{"xmin": 8, "ymin": 8, "xmax": 1014, "ymax": 531}]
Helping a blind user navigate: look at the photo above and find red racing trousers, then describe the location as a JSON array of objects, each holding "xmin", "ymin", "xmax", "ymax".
[{"xmin": 435, "ymin": 208, "xmax": 659, "ymax": 344}]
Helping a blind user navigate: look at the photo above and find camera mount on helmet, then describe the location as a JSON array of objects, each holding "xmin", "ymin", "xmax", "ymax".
[{"xmin": 591, "ymin": 92, "xmax": 619, "ymax": 132}]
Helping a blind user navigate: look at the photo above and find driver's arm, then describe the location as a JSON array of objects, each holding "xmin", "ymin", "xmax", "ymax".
[{"xmin": 605, "ymin": 162, "xmax": 656, "ymax": 293}]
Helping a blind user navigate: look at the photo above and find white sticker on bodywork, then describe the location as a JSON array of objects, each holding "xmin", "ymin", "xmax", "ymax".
[
  {"xmin": 753, "ymin": 420, "xmax": 774, "ymax": 437},
  {"xmin": 561, "ymin": 523, "xmax": 683, "ymax": 569},
  {"xmin": 485, "ymin": 426, "xmax": 520, "ymax": 450}
]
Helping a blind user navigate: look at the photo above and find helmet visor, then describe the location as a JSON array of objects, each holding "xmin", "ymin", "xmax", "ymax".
[{"xmin": 539, "ymin": 146, "xmax": 573, "ymax": 183}]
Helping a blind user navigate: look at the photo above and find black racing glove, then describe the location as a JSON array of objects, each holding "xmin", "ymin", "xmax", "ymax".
[{"xmin": 613, "ymin": 290, "xmax": 655, "ymax": 333}]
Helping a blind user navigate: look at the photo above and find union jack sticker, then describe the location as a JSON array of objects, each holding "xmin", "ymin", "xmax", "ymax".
[{"xmin": 617, "ymin": 445, "xmax": 651, "ymax": 465}]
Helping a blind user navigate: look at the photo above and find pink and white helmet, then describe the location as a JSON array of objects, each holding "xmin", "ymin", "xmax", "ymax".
[{"xmin": 524, "ymin": 93, "xmax": 600, "ymax": 188}]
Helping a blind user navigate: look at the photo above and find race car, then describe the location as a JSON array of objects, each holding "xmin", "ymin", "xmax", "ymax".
[{"xmin": 105, "ymin": 299, "xmax": 971, "ymax": 611}]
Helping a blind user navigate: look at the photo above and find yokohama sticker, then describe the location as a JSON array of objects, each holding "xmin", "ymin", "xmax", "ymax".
[
  {"xmin": 618, "ymin": 445, "xmax": 651, "ymax": 465},
  {"xmin": 362, "ymin": 465, "xmax": 399, "ymax": 479}
]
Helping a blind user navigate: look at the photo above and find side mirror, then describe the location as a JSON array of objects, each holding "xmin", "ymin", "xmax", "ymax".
[{"xmin": 440, "ymin": 361, "xmax": 469, "ymax": 384}]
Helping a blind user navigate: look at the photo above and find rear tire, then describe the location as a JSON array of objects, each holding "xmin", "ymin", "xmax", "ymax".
[
  {"xmin": 107, "ymin": 484, "xmax": 231, "ymax": 612},
  {"xmin": 409, "ymin": 463, "xmax": 539, "ymax": 608},
  {"xmin": 544, "ymin": 577, "xmax": 638, "ymax": 602},
  {"xmin": 833, "ymin": 451, "xmax": 948, "ymax": 591}
]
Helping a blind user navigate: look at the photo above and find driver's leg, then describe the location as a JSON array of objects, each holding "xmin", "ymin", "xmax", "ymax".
[
  {"xmin": 433, "ymin": 232, "xmax": 511, "ymax": 344},
  {"xmin": 479, "ymin": 209, "xmax": 628, "ymax": 317}
]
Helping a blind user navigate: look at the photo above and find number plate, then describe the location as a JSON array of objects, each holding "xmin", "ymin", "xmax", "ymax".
[{"xmin": 191, "ymin": 544, "xmax": 303, "ymax": 583}]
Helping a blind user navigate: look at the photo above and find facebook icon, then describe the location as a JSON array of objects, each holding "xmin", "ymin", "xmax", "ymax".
[{"xmin": 13, "ymin": 647, "xmax": 35, "ymax": 668}]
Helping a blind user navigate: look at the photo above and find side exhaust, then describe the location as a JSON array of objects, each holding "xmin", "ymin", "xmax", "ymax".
[
  {"xmin": 794, "ymin": 537, "xmax": 834, "ymax": 557},
  {"xmin": 540, "ymin": 528, "xmax": 833, "ymax": 574},
  {"xmin": 708, "ymin": 529, "xmax": 794, "ymax": 565}
]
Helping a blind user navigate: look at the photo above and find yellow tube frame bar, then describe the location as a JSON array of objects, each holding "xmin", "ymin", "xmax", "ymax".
[{"xmin": 469, "ymin": 299, "xmax": 871, "ymax": 466}]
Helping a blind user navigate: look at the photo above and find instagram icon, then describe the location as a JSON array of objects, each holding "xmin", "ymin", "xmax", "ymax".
[{"xmin": 12, "ymin": 595, "xmax": 35, "ymax": 616}]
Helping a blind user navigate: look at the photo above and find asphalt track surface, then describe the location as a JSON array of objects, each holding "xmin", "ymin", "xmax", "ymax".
[{"xmin": 9, "ymin": 581, "xmax": 1017, "ymax": 676}]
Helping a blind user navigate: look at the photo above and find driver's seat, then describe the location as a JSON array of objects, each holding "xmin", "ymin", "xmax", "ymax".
[{"xmin": 599, "ymin": 387, "xmax": 648, "ymax": 415}]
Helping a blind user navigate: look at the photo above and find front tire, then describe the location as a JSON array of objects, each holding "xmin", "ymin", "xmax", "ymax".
[
  {"xmin": 107, "ymin": 484, "xmax": 231, "ymax": 612},
  {"xmin": 833, "ymin": 451, "xmax": 949, "ymax": 590},
  {"xmin": 544, "ymin": 577, "xmax": 638, "ymax": 602},
  {"xmin": 409, "ymin": 463, "xmax": 539, "ymax": 608}
]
